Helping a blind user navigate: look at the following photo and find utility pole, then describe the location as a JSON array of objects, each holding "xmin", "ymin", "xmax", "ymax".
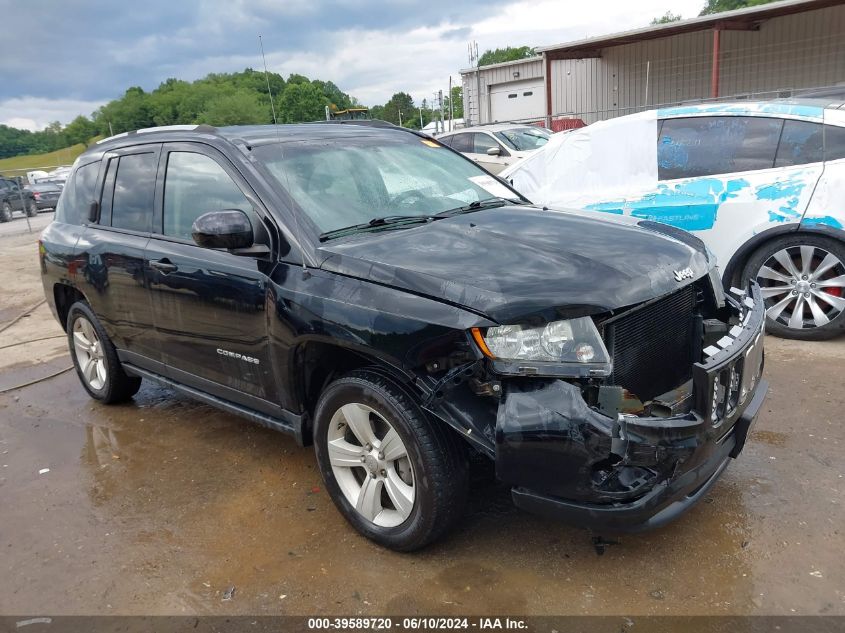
[
  {"xmin": 419, "ymin": 107, "xmax": 424, "ymax": 129},
  {"xmin": 448, "ymin": 76, "xmax": 454, "ymax": 131},
  {"xmin": 468, "ymin": 41, "xmax": 481, "ymax": 126},
  {"xmin": 438, "ymin": 90, "xmax": 444, "ymax": 134},
  {"xmin": 398, "ymin": 108, "xmax": 402, "ymax": 127}
]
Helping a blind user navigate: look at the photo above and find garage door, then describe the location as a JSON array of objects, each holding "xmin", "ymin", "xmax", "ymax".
[{"xmin": 489, "ymin": 79, "xmax": 545, "ymax": 122}]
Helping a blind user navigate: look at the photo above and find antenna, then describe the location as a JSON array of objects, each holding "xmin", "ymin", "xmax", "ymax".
[{"xmin": 259, "ymin": 35, "xmax": 309, "ymax": 276}]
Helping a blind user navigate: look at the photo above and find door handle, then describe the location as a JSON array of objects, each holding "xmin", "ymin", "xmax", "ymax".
[{"xmin": 150, "ymin": 258, "xmax": 178, "ymax": 273}]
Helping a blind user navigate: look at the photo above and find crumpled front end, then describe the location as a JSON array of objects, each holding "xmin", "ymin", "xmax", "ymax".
[{"xmin": 495, "ymin": 284, "xmax": 767, "ymax": 532}]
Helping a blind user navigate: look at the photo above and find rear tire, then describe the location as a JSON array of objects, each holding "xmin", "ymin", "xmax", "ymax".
[
  {"xmin": 67, "ymin": 301, "xmax": 142, "ymax": 403},
  {"xmin": 25, "ymin": 200, "xmax": 37, "ymax": 217},
  {"xmin": 741, "ymin": 234, "xmax": 845, "ymax": 340},
  {"xmin": 314, "ymin": 370, "xmax": 468, "ymax": 551},
  {"xmin": 0, "ymin": 202, "xmax": 11, "ymax": 222}
]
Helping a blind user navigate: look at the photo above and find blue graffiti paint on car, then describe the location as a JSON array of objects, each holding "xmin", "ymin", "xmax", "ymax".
[
  {"xmin": 802, "ymin": 215, "xmax": 844, "ymax": 230},
  {"xmin": 658, "ymin": 103, "xmax": 824, "ymax": 119},
  {"xmin": 585, "ymin": 178, "xmax": 750, "ymax": 231},
  {"xmin": 755, "ymin": 177, "xmax": 808, "ymax": 222}
]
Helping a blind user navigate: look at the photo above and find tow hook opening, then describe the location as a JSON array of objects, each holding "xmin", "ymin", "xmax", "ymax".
[{"xmin": 590, "ymin": 462, "xmax": 658, "ymax": 495}]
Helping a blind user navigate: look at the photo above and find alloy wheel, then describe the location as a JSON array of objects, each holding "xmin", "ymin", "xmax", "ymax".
[
  {"xmin": 72, "ymin": 316, "xmax": 107, "ymax": 390},
  {"xmin": 756, "ymin": 245, "xmax": 845, "ymax": 329},
  {"xmin": 327, "ymin": 402, "xmax": 415, "ymax": 527}
]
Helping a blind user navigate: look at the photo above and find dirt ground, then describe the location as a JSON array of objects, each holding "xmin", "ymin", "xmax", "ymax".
[{"xmin": 0, "ymin": 217, "xmax": 843, "ymax": 616}]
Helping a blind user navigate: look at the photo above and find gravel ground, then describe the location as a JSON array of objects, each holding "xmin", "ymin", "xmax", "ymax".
[{"xmin": 0, "ymin": 223, "xmax": 842, "ymax": 616}]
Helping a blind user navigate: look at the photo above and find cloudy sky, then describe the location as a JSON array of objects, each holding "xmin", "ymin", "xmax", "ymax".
[{"xmin": 0, "ymin": 0, "xmax": 704, "ymax": 131}]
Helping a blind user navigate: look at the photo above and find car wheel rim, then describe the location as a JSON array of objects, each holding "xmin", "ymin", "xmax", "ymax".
[
  {"xmin": 756, "ymin": 245, "xmax": 845, "ymax": 329},
  {"xmin": 72, "ymin": 317, "xmax": 107, "ymax": 390},
  {"xmin": 327, "ymin": 402, "xmax": 415, "ymax": 528}
]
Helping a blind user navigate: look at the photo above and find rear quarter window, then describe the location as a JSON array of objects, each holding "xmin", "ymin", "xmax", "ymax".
[
  {"xmin": 776, "ymin": 120, "xmax": 824, "ymax": 167},
  {"xmin": 824, "ymin": 124, "xmax": 845, "ymax": 161},
  {"xmin": 55, "ymin": 161, "xmax": 99, "ymax": 225}
]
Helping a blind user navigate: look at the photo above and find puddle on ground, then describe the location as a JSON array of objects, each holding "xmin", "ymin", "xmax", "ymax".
[
  {"xmin": 750, "ymin": 429, "xmax": 788, "ymax": 447},
  {"xmin": 1, "ymin": 351, "xmax": 843, "ymax": 616}
]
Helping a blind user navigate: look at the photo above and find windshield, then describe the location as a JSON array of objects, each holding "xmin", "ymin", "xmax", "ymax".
[
  {"xmin": 494, "ymin": 127, "xmax": 550, "ymax": 151},
  {"xmin": 253, "ymin": 135, "xmax": 517, "ymax": 234}
]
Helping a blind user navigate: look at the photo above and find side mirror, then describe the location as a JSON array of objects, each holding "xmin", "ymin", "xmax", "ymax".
[
  {"xmin": 486, "ymin": 146, "xmax": 501, "ymax": 156},
  {"xmin": 191, "ymin": 209, "xmax": 254, "ymax": 250}
]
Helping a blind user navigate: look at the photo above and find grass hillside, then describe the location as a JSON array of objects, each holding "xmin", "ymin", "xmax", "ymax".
[{"xmin": 0, "ymin": 137, "xmax": 102, "ymax": 178}]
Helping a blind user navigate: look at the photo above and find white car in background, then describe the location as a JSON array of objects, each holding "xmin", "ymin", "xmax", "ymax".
[
  {"xmin": 502, "ymin": 99, "xmax": 845, "ymax": 340},
  {"xmin": 438, "ymin": 123, "xmax": 551, "ymax": 174}
]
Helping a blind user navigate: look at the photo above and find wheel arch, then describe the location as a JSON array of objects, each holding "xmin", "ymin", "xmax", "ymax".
[
  {"xmin": 296, "ymin": 340, "xmax": 423, "ymax": 444},
  {"xmin": 722, "ymin": 223, "xmax": 795, "ymax": 288},
  {"xmin": 53, "ymin": 283, "xmax": 88, "ymax": 332},
  {"xmin": 724, "ymin": 223, "xmax": 845, "ymax": 288}
]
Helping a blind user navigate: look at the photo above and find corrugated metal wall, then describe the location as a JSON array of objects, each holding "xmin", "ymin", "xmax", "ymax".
[
  {"xmin": 462, "ymin": 57, "xmax": 544, "ymax": 126},
  {"xmin": 719, "ymin": 5, "xmax": 845, "ymax": 95},
  {"xmin": 462, "ymin": 4, "xmax": 845, "ymax": 126},
  {"xmin": 549, "ymin": 4, "xmax": 845, "ymax": 124}
]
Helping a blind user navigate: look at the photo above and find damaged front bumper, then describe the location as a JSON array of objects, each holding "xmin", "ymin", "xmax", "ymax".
[{"xmin": 496, "ymin": 284, "xmax": 767, "ymax": 533}]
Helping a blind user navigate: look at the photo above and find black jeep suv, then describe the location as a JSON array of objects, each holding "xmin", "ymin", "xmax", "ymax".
[
  {"xmin": 39, "ymin": 123, "xmax": 767, "ymax": 550},
  {"xmin": 1, "ymin": 177, "xmax": 38, "ymax": 221}
]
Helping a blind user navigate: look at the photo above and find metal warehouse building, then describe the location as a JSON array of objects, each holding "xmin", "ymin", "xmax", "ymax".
[{"xmin": 461, "ymin": 0, "xmax": 845, "ymax": 128}]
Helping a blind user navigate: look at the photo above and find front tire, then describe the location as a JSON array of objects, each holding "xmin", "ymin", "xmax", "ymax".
[
  {"xmin": 741, "ymin": 234, "xmax": 845, "ymax": 340},
  {"xmin": 314, "ymin": 370, "xmax": 468, "ymax": 551},
  {"xmin": 0, "ymin": 202, "xmax": 11, "ymax": 222},
  {"xmin": 67, "ymin": 301, "xmax": 142, "ymax": 403}
]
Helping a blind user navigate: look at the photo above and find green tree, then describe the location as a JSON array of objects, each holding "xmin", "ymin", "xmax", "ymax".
[
  {"xmin": 197, "ymin": 92, "xmax": 270, "ymax": 126},
  {"xmin": 0, "ymin": 68, "xmax": 357, "ymax": 159},
  {"xmin": 651, "ymin": 11, "xmax": 683, "ymax": 24},
  {"xmin": 700, "ymin": 0, "xmax": 777, "ymax": 15},
  {"xmin": 63, "ymin": 115, "xmax": 97, "ymax": 147},
  {"xmin": 381, "ymin": 92, "xmax": 415, "ymax": 126},
  {"xmin": 477, "ymin": 46, "xmax": 534, "ymax": 67},
  {"xmin": 287, "ymin": 73, "xmax": 310, "ymax": 85},
  {"xmin": 312, "ymin": 79, "xmax": 354, "ymax": 112},
  {"xmin": 449, "ymin": 86, "xmax": 464, "ymax": 119},
  {"xmin": 93, "ymin": 86, "xmax": 153, "ymax": 135},
  {"xmin": 279, "ymin": 82, "xmax": 330, "ymax": 123}
]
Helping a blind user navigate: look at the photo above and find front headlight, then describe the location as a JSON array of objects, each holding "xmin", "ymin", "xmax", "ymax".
[{"xmin": 472, "ymin": 317, "xmax": 611, "ymax": 366}]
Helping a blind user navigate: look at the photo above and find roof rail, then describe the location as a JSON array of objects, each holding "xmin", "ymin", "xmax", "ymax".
[
  {"xmin": 95, "ymin": 124, "xmax": 218, "ymax": 145},
  {"xmin": 306, "ymin": 119, "xmax": 397, "ymax": 128}
]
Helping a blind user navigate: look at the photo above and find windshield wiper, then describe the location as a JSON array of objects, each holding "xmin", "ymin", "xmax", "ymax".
[
  {"xmin": 435, "ymin": 196, "xmax": 528, "ymax": 218},
  {"xmin": 319, "ymin": 215, "xmax": 438, "ymax": 242}
]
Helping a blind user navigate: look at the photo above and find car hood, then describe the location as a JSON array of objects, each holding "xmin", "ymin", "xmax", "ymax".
[{"xmin": 317, "ymin": 206, "xmax": 711, "ymax": 323}]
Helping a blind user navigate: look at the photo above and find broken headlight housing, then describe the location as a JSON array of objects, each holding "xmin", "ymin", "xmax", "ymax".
[{"xmin": 472, "ymin": 317, "xmax": 612, "ymax": 376}]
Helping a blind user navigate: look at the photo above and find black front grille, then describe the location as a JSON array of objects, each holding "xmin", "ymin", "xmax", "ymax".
[{"xmin": 604, "ymin": 285, "xmax": 699, "ymax": 401}]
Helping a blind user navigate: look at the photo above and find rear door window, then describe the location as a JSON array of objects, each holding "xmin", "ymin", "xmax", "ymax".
[
  {"xmin": 448, "ymin": 134, "xmax": 472, "ymax": 153},
  {"xmin": 110, "ymin": 152, "xmax": 156, "ymax": 232},
  {"xmin": 658, "ymin": 116, "xmax": 782, "ymax": 179},
  {"xmin": 776, "ymin": 120, "xmax": 824, "ymax": 167}
]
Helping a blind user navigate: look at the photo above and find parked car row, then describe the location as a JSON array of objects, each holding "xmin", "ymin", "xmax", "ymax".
[
  {"xmin": 437, "ymin": 123, "xmax": 551, "ymax": 174},
  {"xmin": 0, "ymin": 177, "xmax": 61, "ymax": 222}
]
